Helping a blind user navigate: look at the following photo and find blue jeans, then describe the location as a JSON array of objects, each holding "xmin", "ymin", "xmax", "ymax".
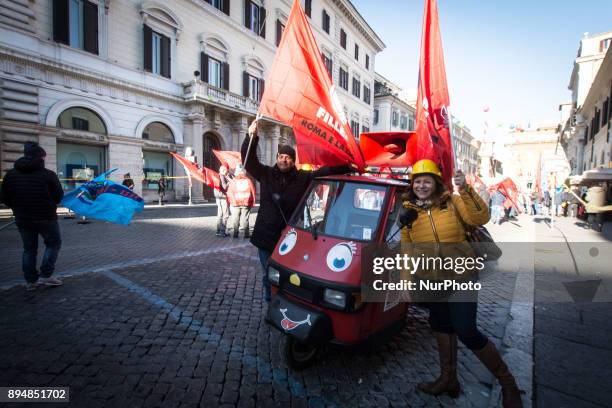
[
  {"xmin": 17, "ymin": 220, "xmax": 62, "ymax": 284},
  {"xmin": 427, "ymin": 300, "xmax": 488, "ymax": 350},
  {"xmin": 258, "ymin": 248, "xmax": 272, "ymax": 301},
  {"xmin": 491, "ymin": 205, "xmax": 503, "ymax": 224}
]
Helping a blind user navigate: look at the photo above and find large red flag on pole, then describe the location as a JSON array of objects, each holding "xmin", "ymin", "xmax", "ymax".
[
  {"xmin": 170, "ymin": 153, "xmax": 220, "ymax": 190},
  {"xmin": 212, "ymin": 150, "xmax": 242, "ymax": 170},
  {"xmin": 257, "ymin": 0, "xmax": 365, "ymax": 171},
  {"xmin": 408, "ymin": 0, "xmax": 454, "ymax": 187}
]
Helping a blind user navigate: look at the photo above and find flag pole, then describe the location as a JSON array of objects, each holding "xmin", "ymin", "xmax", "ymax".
[
  {"xmin": 243, "ymin": 113, "xmax": 262, "ymax": 169},
  {"xmin": 447, "ymin": 107, "xmax": 460, "ymax": 173}
]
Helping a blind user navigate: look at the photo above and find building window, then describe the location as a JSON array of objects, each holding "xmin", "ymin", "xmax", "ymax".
[
  {"xmin": 354, "ymin": 44, "xmax": 359, "ymax": 60},
  {"xmin": 392, "ymin": 110, "xmax": 398, "ymax": 127},
  {"xmin": 322, "ymin": 10, "xmax": 330, "ymax": 34},
  {"xmin": 400, "ymin": 115, "xmax": 407, "ymax": 130},
  {"xmin": 374, "ymin": 109, "xmax": 379, "ymax": 125},
  {"xmin": 57, "ymin": 107, "xmax": 107, "ymax": 134},
  {"xmin": 352, "ymin": 77, "xmax": 361, "ymax": 98},
  {"xmin": 53, "ymin": 0, "xmax": 98, "ymax": 54},
  {"xmin": 245, "ymin": 0, "xmax": 266, "ymax": 38},
  {"xmin": 303, "ymin": 0, "xmax": 312, "ymax": 17},
  {"xmin": 600, "ymin": 38, "xmax": 611, "ymax": 53},
  {"xmin": 339, "ymin": 67, "xmax": 348, "ymax": 90},
  {"xmin": 144, "ymin": 26, "xmax": 171, "ymax": 78},
  {"xmin": 363, "ymin": 85, "xmax": 371, "ymax": 104},
  {"xmin": 408, "ymin": 114, "xmax": 415, "ymax": 130},
  {"xmin": 57, "ymin": 142, "xmax": 106, "ymax": 191},
  {"xmin": 276, "ymin": 19, "xmax": 285, "ymax": 46},
  {"xmin": 243, "ymin": 72, "xmax": 265, "ymax": 102},
  {"xmin": 340, "ymin": 29, "xmax": 346, "ymax": 49},
  {"xmin": 322, "ymin": 52, "xmax": 333, "ymax": 79},
  {"xmin": 143, "ymin": 122, "xmax": 175, "ymax": 144},
  {"xmin": 361, "ymin": 125, "xmax": 369, "ymax": 133},
  {"xmin": 602, "ymin": 99, "xmax": 609, "ymax": 126},
  {"xmin": 351, "ymin": 120, "xmax": 359, "ymax": 137},
  {"xmin": 201, "ymin": 53, "xmax": 229, "ymax": 90},
  {"xmin": 209, "ymin": 0, "xmax": 230, "ymax": 15},
  {"xmin": 144, "ymin": 151, "xmax": 174, "ymax": 190},
  {"xmin": 365, "ymin": 54, "xmax": 369, "ymax": 70}
]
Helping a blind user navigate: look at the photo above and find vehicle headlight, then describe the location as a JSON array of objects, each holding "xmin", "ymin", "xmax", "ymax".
[
  {"xmin": 323, "ymin": 288, "xmax": 346, "ymax": 308},
  {"xmin": 268, "ymin": 267, "xmax": 280, "ymax": 285}
]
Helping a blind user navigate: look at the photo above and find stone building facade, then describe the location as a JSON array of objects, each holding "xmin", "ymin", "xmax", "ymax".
[{"xmin": 0, "ymin": 0, "xmax": 383, "ymax": 202}]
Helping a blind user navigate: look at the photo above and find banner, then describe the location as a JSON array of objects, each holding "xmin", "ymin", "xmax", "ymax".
[
  {"xmin": 257, "ymin": 0, "xmax": 364, "ymax": 171},
  {"xmin": 171, "ymin": 153, "xmax": 220, "ymax": 190},
  {"xmin": 492, "ymin": 177, "xmax": 521, "ymax": 213},
  {"xmin": 60, "ymin": 169, "xmax": 144, "ymax": 225},
  {"xmin": 213, "ymin": 150, "xmax": 242, "ymax": 170},
  {"xmin": 408, "ymin": 0, "xmax": 454, "ymax": 187}
]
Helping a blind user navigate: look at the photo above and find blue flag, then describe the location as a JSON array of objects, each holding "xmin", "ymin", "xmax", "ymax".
[{"xmin": 61, "ymin": 169, "xmax": 144, "ymax": 225}]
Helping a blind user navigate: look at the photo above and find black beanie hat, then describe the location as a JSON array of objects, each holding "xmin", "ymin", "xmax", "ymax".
[
  {"xmin": 277, "ymin": 145, "xmax": 296, "ymax": 162},
  {"xmin": 24, "ymin": 142, "xmax": 46, "ymax": 159}
]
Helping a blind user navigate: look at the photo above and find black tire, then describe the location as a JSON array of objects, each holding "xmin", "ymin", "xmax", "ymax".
[{"xmin": 284, "ymin": 337, "xmax": 319, "ymax": 371}]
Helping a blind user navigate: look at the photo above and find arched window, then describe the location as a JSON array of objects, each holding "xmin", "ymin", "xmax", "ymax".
[
  {"xmin": 143, "ymin": 122, "xmax": 174, "ymax": 143},
  {"xmin": 57, "ymin": 107, "xmax": 107, "ymax": 134}
]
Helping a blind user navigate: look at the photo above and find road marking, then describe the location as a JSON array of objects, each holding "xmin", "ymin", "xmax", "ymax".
[
  {"xmin": 100, "ymin": 269, "xmax": 335, "ymax": 405},
  {"xmin": 0, "ymin": 243, "xmax": 251, "ymax": 291}
]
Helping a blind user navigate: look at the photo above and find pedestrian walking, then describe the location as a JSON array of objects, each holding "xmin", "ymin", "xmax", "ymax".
[
  {"xmin": 157, "ymin": 176, "xmax": 166, "ymax": 206},
  {"xmin": 215, "ymin": 165, "xmax": 230, "ymax": 237},
  {"xmin": 401, "ymin": 159, "xmax": 523, "ymax": 408},
  {"xmin": 0, "ymin": 142, "xmax": 64, "ymax": 291},
  {"xmin": 122, "ymin": 173, "xmax": 135, "ymax": 190},
  {"xmin": 242, "ymin": 120, "xmax": 352, "ymax": 301},
  {"xmin": 227, "ymin": 165, "xmax": 256, "ymax": 238},
  {"xmin": 490, "ymin": 189, "xmax": 505, "ymax": 224}
]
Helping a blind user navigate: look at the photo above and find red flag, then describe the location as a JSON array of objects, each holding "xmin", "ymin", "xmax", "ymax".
[
  {"xmin": 257, "ymin": 0, "xmax": 365, "ymax": 171},
  {"xmin": 466, "ymin": 174, "xmax": 486, "ymax": 191},
  {"xmin": 213, "ymin": 150, "xmax": 242, "ymax": 170},
  {"xmin": 492, "ymin": 177, "xmax": 521, "ymax": 213},
  {"xmin": 170, "ymin": 153, "xmax": 220, "ymax": 190},
  {"xmin": 408, "ymin": 0, "xmax": 454, "ymax": 187}
]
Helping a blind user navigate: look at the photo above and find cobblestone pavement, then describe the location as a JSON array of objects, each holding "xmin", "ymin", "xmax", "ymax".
[{"xmin": 0, "ymin": 208, "xmax": 523, "ymax": 407}]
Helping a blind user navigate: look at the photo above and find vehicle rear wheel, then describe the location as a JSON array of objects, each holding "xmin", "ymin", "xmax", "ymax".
[{"xmin": 284, "ymin": 337, "xmax": 319, "ymax": 370}]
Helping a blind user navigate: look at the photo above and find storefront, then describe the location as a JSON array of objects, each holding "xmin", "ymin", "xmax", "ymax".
[
  {"xmin": 141, "ymin": 121, "xmax": 177, "ymax": 202},
  {"xmin": 57, "ymin": 142, "xmax": 107, "ymax": 190}
]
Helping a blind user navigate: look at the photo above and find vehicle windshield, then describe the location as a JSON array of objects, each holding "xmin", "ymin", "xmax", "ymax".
[{"xmin": 290, "ymin": 180, "xmax": 388, "ymax": 241}]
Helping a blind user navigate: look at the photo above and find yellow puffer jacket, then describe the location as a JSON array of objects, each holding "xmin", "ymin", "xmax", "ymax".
[
  {"xmin": 400, "ymin": 186, "xmax": 490, "ymax": 280},
  {"xmin": 401, "ymin": 186, "xmax": 490, "ymax": 243}
]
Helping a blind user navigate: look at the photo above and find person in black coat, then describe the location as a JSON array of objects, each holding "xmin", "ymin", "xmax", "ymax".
[
  {"xmin": 242, "ymin": 120, "xmax": 352, "ymax": 301},
  {"xmin": 1, "ymin": 142, "xmax": 64, "ymax": 290}
]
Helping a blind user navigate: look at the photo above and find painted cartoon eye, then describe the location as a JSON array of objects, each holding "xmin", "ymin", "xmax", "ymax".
[
  {"xmin": 278, "ymin": 229, "xmax": 298, "ymax": 255},
  {"xmin": 326, "ymin": 242, "xmax": 356, "ymax": 272}
]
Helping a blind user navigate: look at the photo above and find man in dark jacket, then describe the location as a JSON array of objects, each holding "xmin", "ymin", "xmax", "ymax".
[
  {"xmin": 1, "ymin": 142, "xmax": 64, "ymax": 290},
  {"xmin": 242, "ymin": 121, "xmax": 352, "ymax": 301}
]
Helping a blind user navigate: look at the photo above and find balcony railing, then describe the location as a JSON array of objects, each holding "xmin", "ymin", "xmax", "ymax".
[{"xmin": 183, "ymin": 80, "xmax": 259, "ymax": 114}]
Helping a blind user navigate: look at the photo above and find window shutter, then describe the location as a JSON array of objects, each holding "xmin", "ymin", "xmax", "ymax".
[
  {"xmin": 53, "ymin": 0, "xmax": 69, "ymax": 45},
  {"xmin": 83, "ymin": 0, "xmax": 99, "ymax": 54},
  {"xmin": 305, "ymin": 0, "xmax": 312, "ymax": 17},
  {"xmin": 276, "ymin": 19, "xmax": 282, "ymax": 46},
  {"xmin": 258, "ymin": 78, "xmax": 265, "ymax": 101},
  {"xmin": 243, "ymin": 71, "xmax": 249, "ymax": 97},
  {"xmin": 143, "ymin": 25, "xmax": 152, "ymax": 72},
  {"xmin": 201, "ymin": 52, "xmax": 209, "ymax": 83},
  {"xmin": 160, "ymin": 34, "xmax": 171, "ymax": 78},
  {"xmin": 222, "ymin": 0, "xmax": 230, "ymax": 15},
  {"xmin": 244, "ymin": 0, "xmax": 251, "ymax": 29},
  {"xmin": 259, "ymin": 7, "xmax": 266, "ymax": 38},
  {"xmin": 222, "ymin": 63, "xmax": 230, "ymax": 90}
]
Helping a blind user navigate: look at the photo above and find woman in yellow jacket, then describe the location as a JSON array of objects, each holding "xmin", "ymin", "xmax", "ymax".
[{"xmin": 402, "ymin": 159, "xmax": 522, "ymax": 408}]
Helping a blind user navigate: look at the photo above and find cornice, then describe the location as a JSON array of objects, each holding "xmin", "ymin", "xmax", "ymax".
[{"xmin": 0, "ymin": 46, "xmax": 186, "ymax": 114}]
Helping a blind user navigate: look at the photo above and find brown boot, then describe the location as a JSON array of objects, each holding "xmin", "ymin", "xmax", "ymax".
[
  {"xmin": 417, "ymin": 332, "xmax": 461, "ymax": 398},
  {"xmin": 472, "ymin": 341, "xmax": 523, "ymax": 408}
]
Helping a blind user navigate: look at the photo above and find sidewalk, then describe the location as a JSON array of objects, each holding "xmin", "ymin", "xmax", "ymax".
[{"xmin": 531, "ymin": 214, "xmax": 612, "ymax": 407}]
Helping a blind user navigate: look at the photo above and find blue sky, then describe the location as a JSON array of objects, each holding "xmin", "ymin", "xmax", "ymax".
[{"xmin": 351, "ymin": 0, "xmax": 612, "ymax": 135}]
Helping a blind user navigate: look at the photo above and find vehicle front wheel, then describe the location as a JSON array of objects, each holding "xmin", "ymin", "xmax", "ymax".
[{"xmin": 283, "ymin": 337, "xmax": 319, "ymax": 370}]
